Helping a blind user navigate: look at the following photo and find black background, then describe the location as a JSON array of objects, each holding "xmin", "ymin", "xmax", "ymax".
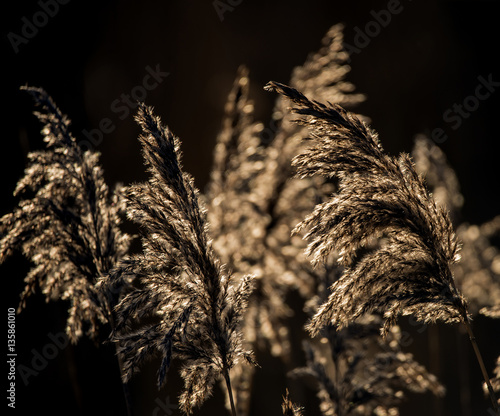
[{"xmin": 3, "ymin": 1, "xmax": 500, "ymax": 415}]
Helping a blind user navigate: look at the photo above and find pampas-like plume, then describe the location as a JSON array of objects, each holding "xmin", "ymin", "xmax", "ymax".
[
  {"xmin": 105, "ymin": 103, "xmax": 255, "ymax": 415},
  {"xmin": 264, "ymin": 81, "xmax": 499, "ymax": 412},
  {"xmin": 207, "ymin": 24, "xmax": 365, "ymax": 361},
  {"xmin": 0, "ymin": 86, "xmax": 130, "ymax": 342},
  {"xmin": 205, "ymin": 26, "xmax": 365, "ymax": 415},
  {"xmin": 264, "ymin": 81, "xmax": 466, "ymax": 335}
]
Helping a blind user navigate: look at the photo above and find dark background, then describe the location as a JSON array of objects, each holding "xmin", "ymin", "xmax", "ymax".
[{"xmin": 2, "ymin": 1, "xmax": 500, "ymax": 415}]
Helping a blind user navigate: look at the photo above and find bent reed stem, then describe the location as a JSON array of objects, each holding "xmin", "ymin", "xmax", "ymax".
[
  {"xmin": 462, "ymin": 317, "xmax": 499, "ymax": 414},
  {"xmin": 223, "ymin": 367, "xmax": 238, "ymax": 416}
]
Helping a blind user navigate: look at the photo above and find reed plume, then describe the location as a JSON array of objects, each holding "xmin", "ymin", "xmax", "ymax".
[
  {"xmin": 104, "ymin": 103, "xmax": 255, "ymax": 415},
  {"xmin": 1, "ymin": 86, "xmax": 130, "ymax": 342},
  {"xmin": 207, "ymin": 24, "xmax": 365, "ymax": 360},
  {"xmin": 264, "ymin": 81, "xmax": 499, "ymax": 412},
  {"xmin": 265, "ymin": 82, "xmax": 466, "ymax": 335},
  {"xmin": 205, "ymin": 25, "xmax": 365, "ymax": 415}
]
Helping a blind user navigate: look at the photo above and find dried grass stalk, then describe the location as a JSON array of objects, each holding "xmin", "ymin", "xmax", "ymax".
[
  {"xmin": 1, "ymin": 87, "xmax": 130, "ymax": 342},
  {"xmin": 105, "ymin": 103, "xmax": 255, "ymax": 415},
  {"xmin": 264, "ymin": 81, "xmax": 499, "ymax": 412}
]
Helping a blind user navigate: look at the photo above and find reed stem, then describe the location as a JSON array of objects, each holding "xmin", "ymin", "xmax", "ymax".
[
  {"xmin": 223, "ymin": 367, "xmax": 238, "ymax": 416},
  {"xmin": 462, "ymin": 317, "xmax": 499, "ymax": 415}
]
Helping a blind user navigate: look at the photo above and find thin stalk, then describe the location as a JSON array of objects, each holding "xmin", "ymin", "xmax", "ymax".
[
  {"xmin": 223, "ymin": 366, "xmax": 238, "ymax": 416},
  {"xmin": 106, "ymin": 304, "xmax": 133, "ymax": 416},
  {"xmin": 428, "ymin": 325, "xmax": 444, "ymax": 416},
  {"xmin": 114, "ymin": 344, "xmax": 133, "ymax": 416},
  {"xmin": 456, "ymin": 326, "xmax": 471, "ymax": 416},
  {"xmin": 462, "ymin": 317, "xmax": 499, "ymax": 414},
  {"xmin": 333, "ymin": 354, "xmax": 343, "ymax": 416}
]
